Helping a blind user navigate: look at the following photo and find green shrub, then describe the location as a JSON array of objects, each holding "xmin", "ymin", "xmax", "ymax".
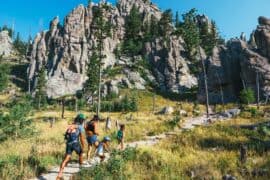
[
  {"xmin": 0, "ymin": 63, "xmax": 10, "ymax": 92},
  {"xmin": 77, "ymin": 148, "xmax": 137, "ymax": 180},
  {"xmin": 240, "ymin": 88, "xmax": 255, "ymax": 105},
  {"xmin": 167, "ymin": 116, "xmax": 181, "ymax": 129},
  {"xmin": 0, "ymin": 96, "xmax": 35, "ymax": 141},
  {"xmin": 93, "ymin": 96, "xmax": 138, "ymax": 112}
]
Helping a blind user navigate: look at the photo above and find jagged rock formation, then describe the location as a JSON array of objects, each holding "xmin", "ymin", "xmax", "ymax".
[
  {"xmin": 28, "ymin": 0, "xmax": 195, "ymax": 98},
  {"xmin": 145, "ymin": 36, "xmax": 197, "ymax": 93},
  {"xmin": 0, "ymin": 31, "xmax": 13, "ymax": 57},
  {"xmin": 198, "ymin": 17, "xmax": 270, "ymax": 104}
]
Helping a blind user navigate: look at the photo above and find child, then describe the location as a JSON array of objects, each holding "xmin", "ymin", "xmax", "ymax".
[
  {"xmin": 96, "ymin": 136, "xmax": 111, "ymax": 162},
  {"xmin": 117, "ymin": 124, "xmax": 125, "ymax": 150}
]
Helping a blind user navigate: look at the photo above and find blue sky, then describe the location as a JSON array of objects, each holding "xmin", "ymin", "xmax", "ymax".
[{"xmin": 0, "ymin": 0, "xmax": 269, "ymax": 41}]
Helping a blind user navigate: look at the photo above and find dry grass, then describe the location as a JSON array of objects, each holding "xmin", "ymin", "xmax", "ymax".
[{"xmin": 119, "ymin": 115, "xmax": 270, "ymax": 179}]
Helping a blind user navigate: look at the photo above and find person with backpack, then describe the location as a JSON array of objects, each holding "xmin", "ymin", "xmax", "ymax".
[
  {"xmin": 57, "ymin": 114, "xmax": 86, "ymax": 179},
  {"xmin": 85, "ymin": 115, "xmax": 99, "ymax": 161},
  {"xmin": 117, "ymin": 124, "xmax": 125, "ymax": 150},
  {"xmin": 96, "ymin": 136, "xmax": 111, "ymax": 162}
]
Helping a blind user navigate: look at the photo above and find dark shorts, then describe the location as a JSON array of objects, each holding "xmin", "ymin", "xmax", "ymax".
[
  {"xmin": 87, "ymin": 135, "xmax": 98, "ymax": 145},
  {"xmin": 66, "ymin": 142, "xmax": 82, "ymax": 155}
]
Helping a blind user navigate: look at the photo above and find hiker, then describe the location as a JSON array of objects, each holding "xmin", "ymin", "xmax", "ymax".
[
  {"xmin": 57, "ymin": 114, "xmax": 86, "ymax": 179},
  {"xmin": 105, "ymin": 117, "xmax": 112, "ymax": 132},
  {"xmin": 96, "ymin": 136, "xmax": 111, "ymax": 162},
  {"xmin": 85, "ymin": 115, "xmax": 99, "ymax": 161},
  {"xmin": 117, "ymin": 124, "xmax": 125, "ymax": 150}
]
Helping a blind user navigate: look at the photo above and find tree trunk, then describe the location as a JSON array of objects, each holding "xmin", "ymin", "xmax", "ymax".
[
  {"xmin": 97, "ymin": 30, "xmax": 103, "ymax": 118},
  {"xmin": 28, "ymin": 78, "xmax": 31, "ymax": 94},
  {"xmin": 199, "ymin": 47, "xmax": 210, "ymax": 118},
  {"xmin": 256, "ymin": 72, "xmax": 260, "ymax": 109},
  {"xmin": 152, "ymin": 93, "xmax": 156, "ymax": 114},
  {"xmin": 61, "ymin": 98, "xmax": 65, "ymax": 119},
  {"xmin": 38, "ymin": 95, "xmax": 41, "ymax": 110}
]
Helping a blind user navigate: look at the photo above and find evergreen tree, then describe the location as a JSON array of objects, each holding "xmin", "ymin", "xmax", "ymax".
[
  {"xmin": 150, "ymin": 15, "xmax": 159, "ymax": 38},
  {"xmin": 123, "ymin": 5, "xmax": 143, "ymax": 57},
  {"xmin": 158, "ymin": 9, "xmax": 173, "ymax": 37},
  {"xmin": 0, "ymin": 25, "xmax": 13, "ymax": 38},
  {"xmin": 85, "ymin": 52, "xmax": 99, "ymax": 95},
  {"xmin": 175, "ymin": 11, "xmax": 180, "ymax": 28},
  {"xmin": 199, "ymin": 22, "xmax": 215, "ymax": 56},
  {"xmin": 0, "ymin": 63, "xmax": 10, "ymax": 92},
  {"xmin": 240, "ymin": 88, "xmax": 255, "ymax": 105},
  {"xmin": 0, "ymin": 96, "xmax": 34, "ymax": 141},
  {"xmin": 143, "ymin": 15, "xmax": 159, "ymax": 41},
  {"xmin": 178, "ymin": 8, "xmax": 201, "ymax": 61},
  {"xmin": 199, "ymin": 20, "xmax": 224, "ymax": 56},
  {"xmin": 13, "ymin": 32, "xmax": 27, "ymax": 56},
  {"xmin": 85, "ymin": 5, "xmax": 112, "ymax": 115},
  {"xmin": 35, "ymin": 67, "xmax": 47, "ymax": 109}
]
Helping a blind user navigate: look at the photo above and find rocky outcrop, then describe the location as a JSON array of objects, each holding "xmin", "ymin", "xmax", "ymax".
[
  {"xmin": 199, "ymin": 16, "xmax": 270, "ymax": 104},
  {"xmin": 28, "ymin": 0, "xmax": 165, "ymax": 98},
  {"xmin": 145, "ymin": 36, "xmax": 197, "ymax": 93},
  {"xmin": 0, "ymin": 31, "xmax": 13, "ymax": 57},
  {"xmin": 255, "ymin": 16, "xmax": 270, "ymax": 59}
]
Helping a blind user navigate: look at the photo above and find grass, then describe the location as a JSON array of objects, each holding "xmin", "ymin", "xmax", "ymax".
[
  {"xmin": 0, "ymin": 89, "xmax": 181, "ymax": 179},
  {"xmin": 2, "ymin": 87, "xmax": 270, "ymax": 179},
  {"xmin": 95, "ymin": 117, "xmax": 270, "ymax": 180}
]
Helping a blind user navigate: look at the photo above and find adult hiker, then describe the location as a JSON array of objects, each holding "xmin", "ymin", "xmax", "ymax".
[
  {"xmin": 96, "ymin": 136, "xmax": 111, "ymax": 162},
  {"xmin": 117, "ymin": 124, "xmax": 125, "ymax": 150},
  {"xmin": 85, "ymin": 115, "xmax": 99, "ymax": 161},
  {"xmin": 57, "ymin": 114, "xmax": 86, "ymax": 179}
]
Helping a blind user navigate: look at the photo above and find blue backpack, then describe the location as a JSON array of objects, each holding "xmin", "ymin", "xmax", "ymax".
[{"xmin": 64, "ymin": 127, "xmax": 80, "ymax": 144}]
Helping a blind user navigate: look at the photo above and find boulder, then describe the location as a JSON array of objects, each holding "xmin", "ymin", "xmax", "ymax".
[
  {"xmin": 160, "ymin": 106, "xmax": 174, "ymax": 115},
  {"xmin": 179, "ymin": 110, "xmax": 188, "ymax": 117},
  {"xmin": 226, "ymin": 108, "xmax": 241, "ymax": 117}
]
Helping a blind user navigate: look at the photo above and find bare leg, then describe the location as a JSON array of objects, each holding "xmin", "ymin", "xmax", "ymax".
[
  {"xmin": 57, "ymin": 154, "xmax": 71, "ymax": 178},
  {"xmin": 87, "ymin": 145, "xmax": 92, "ymax": 161},
  {"xmin": 79, "ymin": 153, "xmax": 83, "ymax": 167},
  {"xmin": 121, "ymin": 140, "xmax": 124, "ymax": 150}
]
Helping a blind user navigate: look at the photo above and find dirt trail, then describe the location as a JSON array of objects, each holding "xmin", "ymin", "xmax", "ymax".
[{"xmin": 33, "ymin": 114, "xmax": 220, "ymax": 180}]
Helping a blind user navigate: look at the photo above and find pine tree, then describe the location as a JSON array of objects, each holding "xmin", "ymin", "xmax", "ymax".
[
  {"xmin": 178, "ymin": 8, "xmax": 201, "ymax": 61},
  {"xmin": 85, "ymin": 52, "xmax": 99, "ymax": 95},
  {"xmin": 158, "ymin": 9, "xmax": 173, "ymax": 37},
  {"xmin": 0, "ymin": 25, "xmax": 13, "ymax": 38},
  {"xmin": 35, "ymin": 67, "xmax": 47, "ymax": 109},
  {"xmin": 85, "ymin": 6, "xmax": 111, "ymax": 115},
  {"xmin": 13, "ymin": 32, "xmax": 27, "ymax": 57},
  {"xmin": 175, "ymin": 11, "xmax": 180, "ymax": 28},
  {"xmin": 123, "ymin": 5, "xmax": 143, "ymax": 57}
]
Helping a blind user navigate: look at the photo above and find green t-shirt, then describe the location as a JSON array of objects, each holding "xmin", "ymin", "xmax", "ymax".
[{"xmin": 117, "ymin": 130, "xmax": 123, "ymax": 140}]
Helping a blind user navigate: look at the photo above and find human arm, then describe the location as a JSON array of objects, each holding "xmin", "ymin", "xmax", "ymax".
[{"xmin": 94, "ymin": 122, "xmax": 99, "ymax": 135}]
